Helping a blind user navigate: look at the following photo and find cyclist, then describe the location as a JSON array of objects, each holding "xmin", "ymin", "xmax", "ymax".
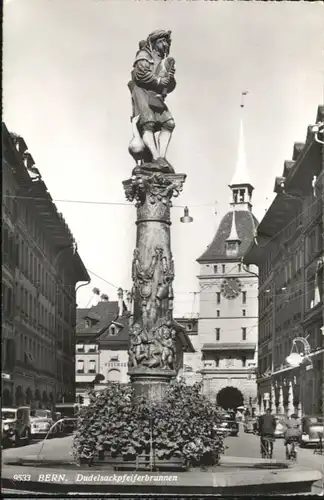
[
  {"xmin": 258, "ymin": 408, "xmax": 276, "ymax": 458},
  {"xmin": 284, "ymin": 413, "xmax": 301, "ymax": 459}
]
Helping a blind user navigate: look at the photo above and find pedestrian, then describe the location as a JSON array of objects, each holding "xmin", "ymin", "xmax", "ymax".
[{"xmin": 258, "ymin": 408, "xmax": 276, "ymax": 458}]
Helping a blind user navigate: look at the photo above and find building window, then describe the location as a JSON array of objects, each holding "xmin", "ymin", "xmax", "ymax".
[
  {"xmin": 213, "ymin": 265, "xmax": 218, "ymax": 274},
  {"xmin": 242, "ymin": 327, "xmax": 247, "ymax": 340},
  {"xmin": 242, "ymin": 309, "xmax": 246, "ymax": 317},
  {"xmin": 242, "ymin": 291, "xmax": 247, "ymax": 304},
  {"xmin": 238, "ymin": 264, "xmax": 241, "ymax": 272},
  {"xmin": 88, "ymin": 344, "xmax": 97, "ymax": 352},
  {"xmin": 77, "ymin": 360, "xmax": 84, "ymax": 373},
  {"xmin": 242, "ymin": 356, "xmax": 246, "ymax": 367},
  {"xmin": 88, "ymin": 360, "xmax": 96, "ymax": 373},
  {"xmin": 239, "ymin": 189, "xmax": 245, "ymax": 202},
  {"xmin": 226, "ymin": 357, "xmax": 234, "ymax": 368},
  {"xmin": 216, "ymin": 310, "xmax": 220, "ymax": 317},
  {"xmin": 226, "ymin": 242, "xmax": 239, "ymax": 256},
  {"xmin": 76, "ymin": 344, "xmax": 85, "ymax": 352},
  {"xmin": 216, "ymin": 328, "xmax": 220, "ymax": 341},
  {"xmin": 216, "ymin": 292, "xmax": 221, "ymax": 304},
  {"xmin": 222, "ymin": 264, "xmax": 225, "ymax": 274},
  {"xmin": 215, "ymin": 357, "xmax": 220, "ymax": 367},
  {"xmin": 110, "ymin": 325, "xmax": 117, "ymax": 336},
  {"xmin": 85, "ymin": 319, "xmax": 91, "ymax": 329}
]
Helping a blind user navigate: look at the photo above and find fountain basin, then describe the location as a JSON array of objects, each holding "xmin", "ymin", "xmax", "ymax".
[{"xmin": 2, "ymin": 455, "xmax": 321, "ymax": 496}]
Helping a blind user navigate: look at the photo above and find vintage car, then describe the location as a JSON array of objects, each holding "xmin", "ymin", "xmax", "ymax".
[
  {"xmin": 243, "ymin": 417, "xmax": 257, "ymax": 434},
  {"xmin": 30, "ymin": 409, "xmax": 56, "ymax": 439},
  {"xmin": 300, "ymin": 415, "xmax": 324, "ymax": 448},
  {"xmin": 1, "ymin": 407, "xmax": 31, "ymax": 447},
  {"xmin": 274, "ymin": 414, "xmax": 287, "ymax": 438},
  {"xmin": 217, "ymin": 411, "xmax": 239, "ymax": 437}
]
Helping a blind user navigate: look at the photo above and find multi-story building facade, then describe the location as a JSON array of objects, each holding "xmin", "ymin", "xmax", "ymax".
[
  {"xmin": 2, "ymin": 123, "xmax": 89, "ymax": 408},
  {"xmin": 75, "ymin": 292, "xmax": 195, "ymax": 403},
  {"xmin": 75, "ymin": 293, "xmax": 129, "ymax": 403},
  {"xmin": 195, "ymin": 120, "xmax": 259, "ymax": 410},
  {"xmin": 244, "ymin": 105, "xmax": 324, "ymax": 416}
]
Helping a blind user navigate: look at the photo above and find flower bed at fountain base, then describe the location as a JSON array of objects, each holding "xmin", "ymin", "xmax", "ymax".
[{"xmin": 72, "ymin": 382, "xmax": 225, "ymax": 471}]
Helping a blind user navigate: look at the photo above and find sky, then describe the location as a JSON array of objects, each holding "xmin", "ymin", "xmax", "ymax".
[{"xmin": 3, "ymin": 0, "xmax": 324, "ymax": 317}]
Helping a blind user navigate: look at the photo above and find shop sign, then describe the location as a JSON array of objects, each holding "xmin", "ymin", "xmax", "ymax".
[{"xmin": 1, "ymin": 373, "xmax": 11, "ymax": 380}]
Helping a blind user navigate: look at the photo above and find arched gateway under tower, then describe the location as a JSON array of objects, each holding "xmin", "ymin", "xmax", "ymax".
[{"xmin": 217, "ymin": 386, "xmax": 244, "ymax": 410}]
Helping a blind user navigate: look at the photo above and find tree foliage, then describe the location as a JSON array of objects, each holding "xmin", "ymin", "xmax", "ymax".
[{"xmin": 73, "ymin": 380, "xmax": 225, "ymax": 467}]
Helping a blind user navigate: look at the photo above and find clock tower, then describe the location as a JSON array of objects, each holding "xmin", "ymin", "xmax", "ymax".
[{"xmin": 194, "ymin": 116, "xmax": 259, "ymax": 412}]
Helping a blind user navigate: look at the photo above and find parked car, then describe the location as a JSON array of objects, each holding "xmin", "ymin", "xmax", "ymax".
[
  {"xmin": 55, "ymin": 403, "xmax": 80, "ymax": 434},
  {"xmin": 300, "ymin": 415, "xmax": 324, "ymax": 448},
  {"xmin": 244, "ymin": 417, "xmax": 257, "ymax": 434},
  {"xmin": 1, "ymin": 407, "xmax": 31, "ymax": 447},
  {"xmin": 219, "ymin": 411, "xmax": 239, "ymax": 437},
  {"xmin": 274, "ymin": 414, "xmax": 287, "ymax": 438},
  {"xmin": 30, "ymin": 409, "xmax": 56, "ymax": 439}
]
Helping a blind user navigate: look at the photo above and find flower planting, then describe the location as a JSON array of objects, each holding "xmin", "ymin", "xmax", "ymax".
[{"xmin": 73, "ymin": 380, "xmax": 225, "ymax": 468}]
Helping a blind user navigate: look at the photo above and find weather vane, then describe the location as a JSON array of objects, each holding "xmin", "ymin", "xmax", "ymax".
[{"xmin": 240, "ymin": 91, "xmax": 249, "ymax": 108}]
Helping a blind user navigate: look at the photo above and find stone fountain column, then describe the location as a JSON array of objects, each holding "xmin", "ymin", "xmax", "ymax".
[{"xmin": 123, "ymin": 170, "xmax": 186, "ymax": 402}]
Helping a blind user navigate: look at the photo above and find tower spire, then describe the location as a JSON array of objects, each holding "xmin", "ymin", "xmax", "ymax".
[
  {"xmin": 230, "ymin": 92, "xmax": 251, "ymax": 186},
  {"xmin": 229, "ymin": 92, "xmax": 254, "ymax": 211}
]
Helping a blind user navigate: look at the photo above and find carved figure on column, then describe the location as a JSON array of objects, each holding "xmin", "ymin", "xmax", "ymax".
[
  {"xmin": 160, "ymin": 326, "xmax": 176, "ymax": 370},
  {"xmin": 129, "ymin": 323, "xmax": 150, "ymax": 368},
  {"xmin": 128, "ymin": 30, "xmax": 176, "ymax": 173}
]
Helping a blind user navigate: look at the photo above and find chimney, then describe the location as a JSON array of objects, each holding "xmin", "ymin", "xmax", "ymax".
[
  {"xmin": 92, "ymin": 287, "xmax": 101, "ymax": 306},
  {"xmin": 117, "ymin": 288, "xmax": 124, "ymax": 317}
]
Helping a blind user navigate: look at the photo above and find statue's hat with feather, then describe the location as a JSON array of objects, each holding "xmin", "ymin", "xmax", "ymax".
[{"xmin": 147, "ymin": 30, "xmax": 171, "ymax": 44}]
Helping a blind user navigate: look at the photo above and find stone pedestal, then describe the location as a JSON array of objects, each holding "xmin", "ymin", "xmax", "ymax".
[{"xmin": 123, "ymin": 168, "xmax": 186, "ymax": 402}]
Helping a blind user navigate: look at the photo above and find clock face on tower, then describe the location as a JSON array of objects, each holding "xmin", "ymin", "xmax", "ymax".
[{"xmin": 221, "ymin": 278, "xmax": 242, "ymax": 299}]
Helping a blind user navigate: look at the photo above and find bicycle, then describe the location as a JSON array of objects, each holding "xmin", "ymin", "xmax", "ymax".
[
  {"xmin": 285, "ymin": 437, "xmax": 299, "ymax": 461},
  {"xmin": 260, "ymin": 435, "xmax": 275, "ymax": 459}
]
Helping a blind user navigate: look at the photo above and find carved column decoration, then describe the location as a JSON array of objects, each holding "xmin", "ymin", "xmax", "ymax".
[{"xmin": 123, "ymin": 170, "xmax": 186, "ymax": 400}]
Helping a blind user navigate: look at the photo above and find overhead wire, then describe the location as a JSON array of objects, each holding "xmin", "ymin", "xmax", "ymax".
[
  {"xmin": 3, "ymin": 194, "xmax": 219, "ymax": 209},
  {"xmin": 85, "ymin": 268, "xmax": 120, "ymax": 290}
]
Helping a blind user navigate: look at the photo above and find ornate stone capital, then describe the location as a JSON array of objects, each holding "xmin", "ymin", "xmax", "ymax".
[{"xmin": 123, "ymin": 171, "xmax": 186, "ymax": 208}]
